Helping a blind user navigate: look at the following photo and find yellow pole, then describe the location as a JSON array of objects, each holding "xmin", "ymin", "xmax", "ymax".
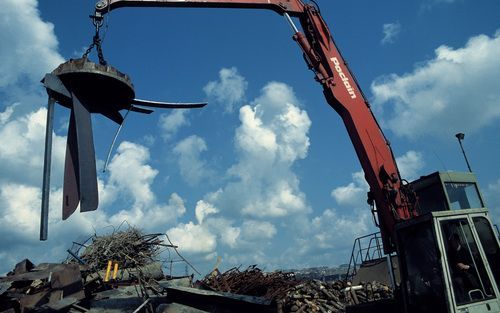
[
  {"xmin": 112, "ymin": 262, "xmax": 119, "ymax": 280},
  {"xmin": 104, "ymin": 260, "xmax": 112, "ymax": 282}
]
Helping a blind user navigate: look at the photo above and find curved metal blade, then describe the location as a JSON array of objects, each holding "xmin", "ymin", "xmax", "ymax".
[
  {"xmin": 43, "ymin": 73, "xmax": 71, "ymax": 100},
  {"xmin": 101, "ymin": 109, "xmax": 124, "ymax": 125},
  {"xmin": 62, "ymin": 111, "xmax": 80, "ymax": 220},
  {"xmin": 72, "ymin": 92, "xmax": 99, "ymax": 213},
  {"xmin": 131, "ymin": 98, "xmax": 207, "ymax": 109},
  {"xmin": 130, "ymin": 105, "xmax": 154, "ymax": 114}
]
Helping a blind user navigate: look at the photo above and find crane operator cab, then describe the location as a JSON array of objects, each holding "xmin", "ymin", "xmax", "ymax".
[{"xmin": 395, "ymin": 171, "xmax": 500, "ymax": 313}]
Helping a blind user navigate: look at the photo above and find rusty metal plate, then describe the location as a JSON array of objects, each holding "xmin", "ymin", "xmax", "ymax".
[{"xmin": 51, "ymin": 57, "xmax": 135, "ymax": 114}]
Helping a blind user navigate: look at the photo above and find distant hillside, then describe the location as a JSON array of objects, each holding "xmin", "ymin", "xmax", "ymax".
[{"xmin": 282, "ymin": 264, "xmax": 349, "ymax": 282}]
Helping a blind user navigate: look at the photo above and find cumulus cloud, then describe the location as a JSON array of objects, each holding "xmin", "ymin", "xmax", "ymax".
[
  {"xmin": 167, "ymin": 222, "xmax": 218, "ymax": 254},
  {"xmin": 0, "ymin": 105, "xmax": 16, "ymax": 124},
  {"xmin": 331, "ymin": 171, "xmax": 368, "ymax": 207},
  {"xmin": 0, "ymin": 105, "xmax": 66, "ymax": 186},
  {"xmin": 0, "ymin": 124, "xmax": 187, "ymax": 273},
  {"xmin": 107, "ymin": 142, "xmax": 158, "ymax": 206},
  {"xmin": 310, "ymin": 209, "xmax": 371, "ymax": 250},
  {"xmin": 173, "ymin": 135, "xmax": 213, "ymax": 186},
  {"xmin": 104, "ymin": 141, "xmax": 187, "ymax": 229},
  {"xmin": 0, "ymin": 0, "xmax": 63, "ymax": 90},
  {"xmin": 225, "ymin": 82, "xmax": 311, "ymax": 218},
  {"xmin": 372, "ymin": 31, "xmax": 500, "ymax": 139},
  {"xmin": 205, "ymin": 218, "xmax": 241, "ymax": 249},
  {"xmin": 158, "ymin": 110, "xmax": 189, "ymax": 141},
  {"xmin": 330, "ymin": 150, "xmax": 424, "ymax": 207},
  {"xmin": 204, "ymin": 67, "xmax": 248, "ymax": 113},
  {"xmin": 396, "ymin": 150, "xmax": 425, "ymax": 180},
  {"xmin": 165, "ymin": 80, "xmax": 312, "ymax": 264},
  {"xmin": 167, "ymin": 215, "xmax": 241, "ymax": 255},
  {"xmin": 195, "ymin": 200, "xmax": 218, "ymax": 224},
  {"xmin": 381, "ymin": 22, "xmax": 401, "ymax": 45},
  {"xmin": 277, "ymin": 207, "xmax": 374, "ymax": 269},
  {"xmin": 0, "ymin": 184, "xmax": 42, "ymax": 241},
  {"xmin": 241, "ymin": 220, "xmax": 277, "ymax": 241}
]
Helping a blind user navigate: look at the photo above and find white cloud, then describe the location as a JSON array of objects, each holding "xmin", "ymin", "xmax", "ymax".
[
  {"xmin": 195, "ymin": 200, "xmax": 219, "ymax": 224},
  {"xmin": 104, "ymin": 141, "xmax": 187, "ymax": 229},
  {"xmin": 381, "ymin": 22, "xmax": 401, "ymax": 45},
  {"xmin": 205, "ymin": 218, "xmax": 241, "ymax": 249},
  {"xmin": 0, "ymin": 105, "xmax": 66, "ymax": 186},
  {"xmin": 223, "ymin": 82, "xmax": 311, "ymax": 218},
  {"xmin": 0, "ymin": 184, "xmax": 41, "ymax": 241},
  {"xmin": 107, "ymin": 142, "xmax": 158, "ymax": 206},
  {"xmin": 372, "ymin": 31, "xmax": 500, "ymax": 139},
  {"xmin": 331, "ymin": 171, "xmax": 368, "ymax": 207},
  {"xmin": 330, "ymin": 150, "xmax": 423, "ymax": 207},
  {"xmin": 0, "ymin": 0, "xmax": 64, "ymax": 90},
  {"xmin": 0, "ymin": 104, "xmax": 16, "ymax": 124},
  {"xmin": 310, "ymin": 209, "xmax": 371, "ymax": 250},
  {"xmin": 158, "ymin": 110, "xmax": 189, "ymax": 141},
  {"xmin": 167, "ymin": 222, "xmax": 218, "ymax": 254},
  {"xmin": 396, "ymin": 150, "xmax": 425, "ymax": 180},
  {"xmin": 164, "ymin": 81, "xmax": 311, "ymax": 264},
  {"xmin": 204, "ymin": 67, "xmax": 248, "ymax": 113},
  {"xmin": 173, "ymin": 135, "xmax": 212, "ymax": 186},
  {"xmin": 241, "ymin": 220, "xmax": 277, "ymax": 240},
  {"xmin": 276, "ymin": 208, "xmax": 374, "ymax": 269},
  {"xmin": 0, "ymin": 123, "xmax": 187, "ymax": 273}
]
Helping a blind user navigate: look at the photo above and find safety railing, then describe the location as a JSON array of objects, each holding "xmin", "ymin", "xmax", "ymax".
[{"xmin": 344, "ymin": 232, "xmax": 384, "ymax": 282}]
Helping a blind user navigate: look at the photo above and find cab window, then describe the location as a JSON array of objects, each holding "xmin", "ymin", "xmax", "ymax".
[
  {"xmin": 441, "ymin": 219, "xmax": 495, "ymax": 305},
  {"xmin": 444, "ymin": 182, "xmax": 483, "ymax": 210},
  {"xmin": 473, "ymin": 217, "xmax": 500, "ymax": 285}
]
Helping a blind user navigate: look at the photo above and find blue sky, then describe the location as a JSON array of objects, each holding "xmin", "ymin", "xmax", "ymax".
[{"xmin": 1, "ymin": 0, "xmax": 499, "ymax": 276}]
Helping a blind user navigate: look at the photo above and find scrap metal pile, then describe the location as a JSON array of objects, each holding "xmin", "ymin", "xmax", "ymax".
[
  {"xmin": 76, "ymin": 227, "xmax": 164, "ymax": 269},
  {"xmin": 0, "ymin": 228, "xmax": 192, "ymax": 313},
  {"xmin": 0, "ymin": 229, "xmax": 393, "ymax": 313},
  {"xmin": 201, "ymin": 266, "xmax": 393, "ymax": 313},
  {"xmin": 201, "ymin": 265, "xmax": 300, "ymax": 300}
]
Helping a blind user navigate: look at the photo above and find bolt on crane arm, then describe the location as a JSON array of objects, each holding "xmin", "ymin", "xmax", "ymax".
[{"xmin": 94, "ymin": 0, "xmax": 417, "ymax": 253}]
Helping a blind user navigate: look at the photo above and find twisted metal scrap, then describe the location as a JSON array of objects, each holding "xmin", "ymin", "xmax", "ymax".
[
  {"xmin": 80, "ymin": 227, "xmax": 163, "ymax": 269},
  {"xmin": 201, "ymin": 265, "xmax": 300, "ymax": 300}
]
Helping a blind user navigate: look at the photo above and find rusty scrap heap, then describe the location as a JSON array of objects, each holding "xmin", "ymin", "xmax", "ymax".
[
  {"xmin": 1, "ymin": 229, "xmax": 393, "ymax": 313},
  {"xmin": 201, "ymin": 266, "xmax": 394, "ymax": 313},
  {"xmin": 0, "ymin": 228, "xmax": 193, "ymax": 313},
  {"xmin": 201, "ymin": 265, "xmax": 300, "ymax": 300},
  {"xmin": 78, "ymin": 227, "xmax": 163, "ymax": 269}
]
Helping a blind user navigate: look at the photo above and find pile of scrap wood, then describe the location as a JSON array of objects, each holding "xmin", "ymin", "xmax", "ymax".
[{"xmin": 279, "ymin": 280, "xmax": 393, "ymax": 313}]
